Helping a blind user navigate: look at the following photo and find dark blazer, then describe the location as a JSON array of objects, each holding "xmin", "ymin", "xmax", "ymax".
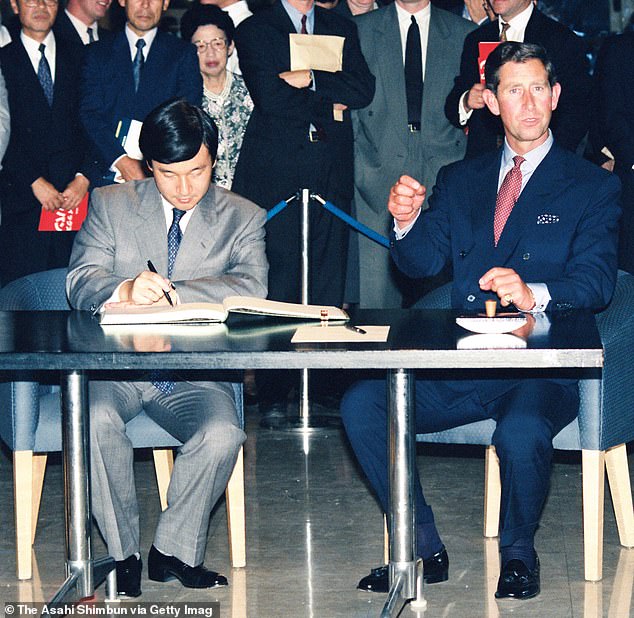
[
  {"xmin": 0, "ymin": 36, "xmax": 98, "ymax": 219},
  {"xmin": 232, "ymin": 1, "xmax": 375, "ymax": 208},
  {"xmin": 0, "ymin": 34, "xmax": 101, "ymax": 284},
  {"xmin": 445, "ymin": 9, "xmax": 592, "ymax": 158},
  {"xmin": 53, "ymin": 10, "xmax": 115, "ymax": 47},
  {"xmin": 80, "ymin": 29, "xmax": 202, "ymax": 181},
  {"xmin": 595, "ymin": 32, "xmax": 634, "ymax": 274},
  {"xmin": 391, "ymin": 143, "xmax": 621, "ymax": 312}
]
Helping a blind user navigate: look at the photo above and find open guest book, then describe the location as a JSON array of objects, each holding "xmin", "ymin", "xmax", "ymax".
[{"xmin": 99, "ymin": 296, "xmax": 349, "ymax": 326}]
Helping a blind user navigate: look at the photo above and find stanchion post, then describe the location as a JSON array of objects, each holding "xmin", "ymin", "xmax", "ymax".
[{"xmin": 300, "ymin": 188, "xmax": 310, "ymax": 425}]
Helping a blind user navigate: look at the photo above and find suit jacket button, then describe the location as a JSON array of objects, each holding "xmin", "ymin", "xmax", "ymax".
[
  {"xmin": 467, "ymin": 295, "xmax": 475, "ymax": 302},
  {"xmin": 459, "ymin": 250, "xmax": 467, "ymax": 258},
  {"xmin": 90, "ymin": 304, "xmax": 97, "ymax": 313},
  {"xmin": 523, "ymin": 253, "xmax": 530, "ymax": 260}
]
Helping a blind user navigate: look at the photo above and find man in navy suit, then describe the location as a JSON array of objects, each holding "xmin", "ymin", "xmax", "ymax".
[
  {"xmin": 232, "ymin": 0, "xmax": 374, "ymax": 425},
  {"xmin": 445, "ymin": 0, "xmax": 591, "ymax": 158},
  {"xmin": 80, "ymin": 0, "xmax": 202, "ymax": 186},
  {"xmin": 341, "ymin": 42, "xmax": 621, "ymax": 599},
  {"xmin": 54, "ymin": 0, "xmax": 114, "ymax": 46},
  {"xmin": 0, "ymin": 0, "xmax": 100, "ymax": 284}
]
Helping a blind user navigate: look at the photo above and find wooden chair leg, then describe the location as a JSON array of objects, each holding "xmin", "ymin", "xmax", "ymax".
[
  {"xmin": 383, "ymin": 515, "xmax": 389, "ymax": 564},
  {"xmin": 484, "ymin": 445, "xmax": 501, "ymax": 538},
  {"xmin": 152, "ymin": 448, "xmax": 174, "ymax": 512},
  {"xmin": 605, "ymin": 443, "xmax": 634, "ymax": 548},
  {"xmin": 31, "ymin": 454, "xmax": 47, "ymax": 546},
  {"xmin": 582, "ymin": 449, "xmax": 605, "ymax": 581},
  {"xmin": 226, "ymin": 446, "xmax": 246, "ymax": 568},
  {"xmin": 13, "ymin": 451, "xmax": 34, "ymax": 580}
]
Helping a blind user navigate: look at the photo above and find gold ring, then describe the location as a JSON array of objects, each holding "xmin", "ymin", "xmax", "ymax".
[{"xmin": 503, "ymin": 294, "xmax": 513, "ymax": 303}]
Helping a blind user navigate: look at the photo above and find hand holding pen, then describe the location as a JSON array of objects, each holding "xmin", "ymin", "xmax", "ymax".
[{"xmin": 146, "ymin": 260, "xmax": 176, "ymax": 307}]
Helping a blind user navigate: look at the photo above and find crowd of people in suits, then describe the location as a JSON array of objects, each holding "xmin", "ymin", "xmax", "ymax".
[{"xmin": 0, "ymin": 0, "xmax": 631, "ymax": 603}]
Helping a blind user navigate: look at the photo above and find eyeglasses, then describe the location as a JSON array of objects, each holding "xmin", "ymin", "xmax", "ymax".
[
  {"xmin": 22, "ymin": 0, "xmax": 58, "ymax": 6},
  {"xmin": 193, "ymin": 38, "xmax": 228, "ymax": 53}
]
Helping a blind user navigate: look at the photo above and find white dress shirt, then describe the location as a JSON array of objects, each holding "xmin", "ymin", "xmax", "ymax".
[
  {"xmin": 21, "ymin": 30, "xmax": 56, "ymax": 81},
  {"xmin": 65, "ymin": 9, "xmax": 99, "ymax": 45},
  {"xmin": 395, "ymin": 1, "xmax": 431, "ymax": 76},
  {"xmin": 124, "ymin": 24, "xmax": 158, "ymax": 61}
]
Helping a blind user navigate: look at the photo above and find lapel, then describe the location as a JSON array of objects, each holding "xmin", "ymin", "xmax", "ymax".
[
  {"xmin": 523, "ymin": 8, "xmax": 544, "ymax": 42},
  {"xmin": 272, "ymin": 1, "xmax": 297, "ymax": 35},
  {"xmin": 468, "ymin": 150, "xmax": 501, "ymax": 251},
  {"xmin": 112, "ymin": 31, "xmax": 136, "ymax": 94},
  {"xmin": 138, "ymin": 31, "xmax": 169, "ymax": 98},
  {"xmin": 421, "ymin": 6, "xmax": 449, "ymax": 127},
  {"xmin": 172, "ymin": 190, "xmax": 217, "ymax": 280},
  {"xmin": 51, "ymin": 40, "xmax": 71, "ymax": 113},
  {"xmin": 376, "ymin": 4, "xmax": 408, "ymax": 149},
  {"xmin": 14, "ymin": 40, "xmax": 51, "ymax": 112},
  {"xmin": 494, "ymin": 143, "xmax": 564, "ymax": 264},
  {"xmin": 131, "ymin": 181, "xmax": 172, "ymax": 276}
]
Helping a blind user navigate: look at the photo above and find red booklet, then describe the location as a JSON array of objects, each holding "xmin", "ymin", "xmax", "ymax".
[
  {"xmin": 38, "ymin": 192, "xmax": 88, "ymax": 232},
  {"xmin": 478, "ymin": 42, "xmax": 501, "ymax": 85}
]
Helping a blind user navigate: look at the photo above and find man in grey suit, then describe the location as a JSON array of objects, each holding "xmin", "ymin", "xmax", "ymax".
[
  {"xmin": 66, "ymin": 99, "xmax": 268, "ymax": 597},
  {"xmin": 349, "ymin": 0, "xmax": 475, "ymax": 307}
]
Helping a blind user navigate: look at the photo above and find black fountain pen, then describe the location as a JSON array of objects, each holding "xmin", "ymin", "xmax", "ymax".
[
  {"xmin": 146, "ymin": 260, "xmax": 174, "ymax": 307},
  {"xmin": 345, "ymin": 324, "xmax": 367, "ymax": 335}
]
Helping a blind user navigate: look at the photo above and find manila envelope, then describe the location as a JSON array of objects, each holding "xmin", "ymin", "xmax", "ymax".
[{"xmin": 289, "ymin": 33, "xmax": 344, "ymax": 73}]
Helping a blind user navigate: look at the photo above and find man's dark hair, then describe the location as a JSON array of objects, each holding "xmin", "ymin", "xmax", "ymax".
[
  {"xmin": 180, "ymin": 4, "xmax": 236, "ymax": 44},
  {"xmin": 484, "ymin": 42, "xmax": 557, "ymax": 94},
  {"xmin": 139, "ymin": 98, "xmax": 218, "ymax": 164}
]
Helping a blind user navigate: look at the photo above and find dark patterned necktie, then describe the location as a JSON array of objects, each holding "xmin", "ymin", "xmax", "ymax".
[
  {"xmin": 300, "ymin": 14, "xmax": 307, "ymax": 34},
  {"xmin": 404, "ymin": 15, "xmax": 423, "ymax": 129},
  {"xmin": 87, "ymin": 27, "xmax": 95, "ymax": 44},
  {"xmin": 500, "ymin": 21, "xmax": 510, "ymax": 42},
  {"xmin": 152, "ymin": 208, "xmax": 187, "ymax": 395},
  {"xmin": 38, "ymin": 43, "xmax": 54, "ymax": 106},
  {"xmin": 132, "ymin": 38, "xmax": 145, "ymax": 92},
  {"xmin": 493, "ymin": 156, "xmax": 524, "ymax": 246}
]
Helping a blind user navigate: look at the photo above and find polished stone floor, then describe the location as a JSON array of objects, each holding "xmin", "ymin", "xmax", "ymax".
[{"xmin": 1, "ymin": 404, "xmax": 633, "ymax": 617}]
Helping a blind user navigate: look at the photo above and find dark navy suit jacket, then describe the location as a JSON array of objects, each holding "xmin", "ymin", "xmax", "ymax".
[
  {"xmin": 391, "ymin": 143, "xmax": 621, "ymax": 313},
  {"xmin": 445, "ymin": 9, "xmax": 592, "ymax": 158},
  {"xmin": 0, "ymin": 36, "xmax": 99, "ymax": 219},
  {"xmin": 80, "ymin": 29, "xmax": 202, "ymax": 181}
]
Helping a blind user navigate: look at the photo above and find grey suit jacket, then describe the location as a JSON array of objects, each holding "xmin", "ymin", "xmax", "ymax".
[
  {"xmin": 67, "ymin": 178, "xmax": 268, "ymax": 311},
  {"xmin": 353, "ymin": 4, "xmax": 476, "ymax": 211},
  {"xmin": 349, "ymin": 4, "xmax": 475, "ymax": 308}
]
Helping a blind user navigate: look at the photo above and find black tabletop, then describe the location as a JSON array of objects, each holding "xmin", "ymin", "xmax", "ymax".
[{"xmin": 0, "ymin": 309, "xmax": 603, "ymax": 373}]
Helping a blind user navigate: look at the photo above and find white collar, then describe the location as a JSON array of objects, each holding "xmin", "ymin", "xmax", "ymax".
[
  {"xmin": 125, "ymin": 24, "xmax": 158, "ymax": 59},
  {"xmin": 65, "ymin": 9, "xmax": 98, "ymax": 44},
  {"xmin": 499, "ymin": 2, "xmax": 533, "ymax": 34}
]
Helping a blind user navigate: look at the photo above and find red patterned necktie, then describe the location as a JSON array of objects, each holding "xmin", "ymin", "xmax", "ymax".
[
  {"xmin": 493, "ymin": 155, "xmax": 524, "ymax": 246},
  {"xmin": 300, "ymin": 14, "xmax": 307, "ymax": 34}
]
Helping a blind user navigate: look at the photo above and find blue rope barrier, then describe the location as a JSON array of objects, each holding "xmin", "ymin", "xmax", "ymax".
[
  {"xmin": 265, "ymin": 191, "xmax": 390, "ymax": 249},
  {"xmin": 266, "ymin": 199, "xmax": 292, "ymax": 221},
  {"xmin": 318, "ymin": 199, "xmax": 390, "ymax": 249}
]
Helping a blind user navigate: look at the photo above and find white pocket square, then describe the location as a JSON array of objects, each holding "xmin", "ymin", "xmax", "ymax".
[{"xmin": 536, "ymin": 214, "xmax": 560, "ymax": 225}]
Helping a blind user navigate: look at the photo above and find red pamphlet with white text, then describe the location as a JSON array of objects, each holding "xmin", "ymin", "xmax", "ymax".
[
  {"xmin": 478, "ymin": 42, "xmax": 501, "ymax": 84},
  {"xmin": 38, "ymin": 192, "xmax": 88, "ymax": 232}
]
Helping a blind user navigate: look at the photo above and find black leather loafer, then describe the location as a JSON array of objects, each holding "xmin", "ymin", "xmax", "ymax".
[
  {"xmin": 495, "ymin": 555, "xmax": 540, "ymax": 599},
  {"xmin": 148, "ymin": 545, "xmax": 228, "ymax": 589},
  {"xmin": 357, "ymin": 546, "xmax": 449, "ymax": 593},
  {"xmin": 116, "ymin": 554, "xmax": 142, "ymax": 598}
]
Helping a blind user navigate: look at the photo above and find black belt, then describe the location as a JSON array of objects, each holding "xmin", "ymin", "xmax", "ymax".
[
  {"xmin": 309, "ymin": 128, "xmax": 327, "ymax": 142},
  {"xmin": 408, "ymin": 122, "xmax": 421, "ymax": 132}
]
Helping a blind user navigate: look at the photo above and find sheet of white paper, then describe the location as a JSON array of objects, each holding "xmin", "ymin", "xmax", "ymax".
[{"xmin": 291, "ymin": 325, "xmax": 389, "ymax": 343}]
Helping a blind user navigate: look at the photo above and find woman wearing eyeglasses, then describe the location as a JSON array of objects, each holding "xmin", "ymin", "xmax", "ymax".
[{"xmin": 180, "ymin": 4, "xmax": 253, "ymax": 189}]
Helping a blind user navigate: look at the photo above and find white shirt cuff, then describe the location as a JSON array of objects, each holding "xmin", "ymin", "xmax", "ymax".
[
  {"xmin": 393, "ymin": 209, "xmax": 422, "ymax": 240},
  {"xmin": 521, "ymin": 283, "xmax": 550, "ymax": 313},
  {"xmin": 458, "ymin": 91, "xmax": 474, "ymax": 126}
]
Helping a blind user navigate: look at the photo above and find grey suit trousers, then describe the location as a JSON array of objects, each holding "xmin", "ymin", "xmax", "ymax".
[{"xmin": 89, "ymin": 379, "xmax": 245, "ymax": 566}]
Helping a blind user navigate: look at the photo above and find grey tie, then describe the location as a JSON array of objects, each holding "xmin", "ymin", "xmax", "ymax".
[
  {"xmin": 37, "ymin": 43, "xmax": 54, "ymax": 106},
  {"xmin": 132, "ymin": 38, "xmax": 145, "ymax": 92}
]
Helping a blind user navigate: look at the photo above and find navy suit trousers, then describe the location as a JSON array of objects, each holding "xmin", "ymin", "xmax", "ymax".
[{"xmin": 340, "ymin": 376, "xmax": 578, "ymax": 552}]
